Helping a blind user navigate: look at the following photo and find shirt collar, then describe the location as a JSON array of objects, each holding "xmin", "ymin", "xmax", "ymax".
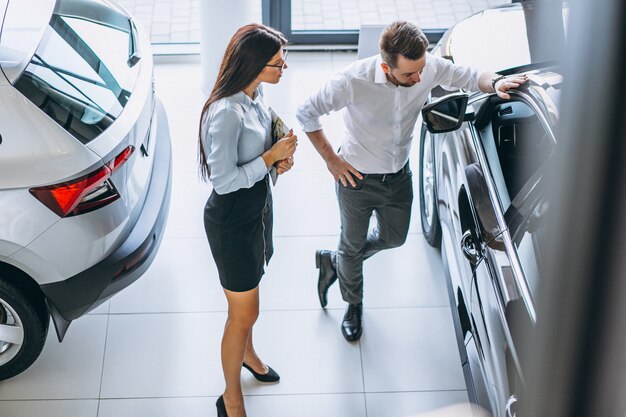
[
  {"xmin": 374, "ymin": 55, "xmax": 389, "ymax": 84},
  {"xmin": 232, "ymin": 90, "xmax": 262, "ymax": 112}
]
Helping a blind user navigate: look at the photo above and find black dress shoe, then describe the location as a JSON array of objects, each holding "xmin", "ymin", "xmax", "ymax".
[
  {"xmin": 341, "ymin": 303, "xmax": 363, "ymax": 341},
  {"xmin": 315, "ymin": 249, "xmax": 337, "ymax": 308},
  {"xmin": 216, "ymin": 395, "xmax": 228, "ymax": 417},
  {"xmin": 242, "ymin": 362, "xmax": 280, "ymax": 383}
]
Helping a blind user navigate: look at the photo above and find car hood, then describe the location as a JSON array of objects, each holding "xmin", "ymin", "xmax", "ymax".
[
  {"xmin": 438, "ymin": 3, "xmax": 568, "ymax": 72},
  {"xmin": 0, "ymin": 0, "xmax": 56, "ymax": 83}
]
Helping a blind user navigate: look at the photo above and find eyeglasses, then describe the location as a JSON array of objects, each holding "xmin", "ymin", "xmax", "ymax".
[{"xmin": 265, "ymin": 50, "xmax": 288, "ymax": 69}]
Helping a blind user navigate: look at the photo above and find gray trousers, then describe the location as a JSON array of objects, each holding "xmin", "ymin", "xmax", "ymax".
[{"xmin": 335, "ymin": 166, "xmax": 413, "ymax": 305}]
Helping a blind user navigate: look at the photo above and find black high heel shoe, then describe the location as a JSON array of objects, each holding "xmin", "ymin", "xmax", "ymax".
[
  {"xmin": 242, "ymin": 362, "xmax": 280, "ymax": 383},
  {"xmin": 216, "ymin": 395, "xmax": 228, "ymax": 417}
]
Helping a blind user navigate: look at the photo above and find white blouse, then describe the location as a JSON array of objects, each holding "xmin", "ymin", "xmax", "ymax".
[{"xmin": 202, "ymin": 89, "xmax": 272, "ymax": 195}]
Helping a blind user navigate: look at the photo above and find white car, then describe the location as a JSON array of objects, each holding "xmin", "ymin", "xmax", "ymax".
[{"xmin": 0, "ymin": 0, "xmax": 172, "ymax": 379}]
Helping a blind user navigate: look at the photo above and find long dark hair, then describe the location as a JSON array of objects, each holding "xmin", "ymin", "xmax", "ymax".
[{"xmin": 198, "ymin": 23, "xmax": 287, "ymax": 181}]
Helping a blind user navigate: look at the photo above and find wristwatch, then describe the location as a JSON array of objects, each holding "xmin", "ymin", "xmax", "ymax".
[{"xmin": 492, "ymin": 74, "xmax": 506, "ymax": 90}]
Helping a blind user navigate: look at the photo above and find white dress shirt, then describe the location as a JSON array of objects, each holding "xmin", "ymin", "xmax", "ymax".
[
  {"xmin": 296, "ymin": 53, "xmax": 481, "ymax": 174},
  {"xmin": 201, "ymin": 89, "xmax": 271, "ymax": 195}
]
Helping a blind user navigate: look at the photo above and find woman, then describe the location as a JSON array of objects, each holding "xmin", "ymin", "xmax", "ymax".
[{"xmin": 198, "ymin": 24, "xmax": 297, "ymax": 417}]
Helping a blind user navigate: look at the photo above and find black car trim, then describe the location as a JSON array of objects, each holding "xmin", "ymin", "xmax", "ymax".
[
  {"xmin": 468, "ymin": 104, "xmax": 538, "ymax": 324},
  {"xmin": 40, "ymin": 100, "xmax": 172, "ymax": 342},
  {"xmin": 440, "ymin": 239, "xmax": 482, "ymax": 405}
]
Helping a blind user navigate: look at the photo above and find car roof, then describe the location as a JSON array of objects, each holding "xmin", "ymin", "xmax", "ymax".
[
  {"xmin": 0, "ymin": 0, "xmax": 56, "ymax": 83},
  {"xmin": 438, "ymin": 3, "xmax": 568, "ymax": 73}
]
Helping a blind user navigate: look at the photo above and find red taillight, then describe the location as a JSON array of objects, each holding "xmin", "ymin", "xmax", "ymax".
[
  {"xmin": 30, "ymin": 146, "xmax": 135, "ymax": 217},
  {"xmin": 109, "ymin": 145, "xmax": 134, "ymax": 172}
]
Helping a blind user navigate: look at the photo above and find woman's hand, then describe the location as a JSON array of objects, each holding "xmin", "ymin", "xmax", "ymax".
[
  {"xmin": 263, "ymin": 129, "xmax": 297, "ymax": 167},
  {"xmin": 276, "ymin": 156, "xmax": 294, "ymax": 175}
]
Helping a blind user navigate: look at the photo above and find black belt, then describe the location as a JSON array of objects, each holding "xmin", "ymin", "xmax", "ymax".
[{"xmin": 365, "ymin": 164, "xmax": 409, "ymax": 180}]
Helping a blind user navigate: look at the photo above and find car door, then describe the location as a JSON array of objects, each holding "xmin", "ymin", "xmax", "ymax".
[
  {"xmin": 466, "ymin": 91, "xmax": 555, "ymax": 417},
  {"xmin": 433, "ymin": 94, "xmax": 509, "ymax": 414}
]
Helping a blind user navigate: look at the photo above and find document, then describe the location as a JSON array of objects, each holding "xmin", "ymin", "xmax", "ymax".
[{"xmin": 269, "ymin": 107, "xmax": 290, "ymax": 185}]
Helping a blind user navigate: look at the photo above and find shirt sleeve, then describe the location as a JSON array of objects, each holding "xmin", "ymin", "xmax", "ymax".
[
  {"xmin": 205, "ymin": 106, "xmax": 268, "ymax": 195},
  {"xmin": 296, "ymin": 72, "xmax": 353, "ymax": 132},
  {"xmin": 432, "ymin": 55, "xmax": 481, "ymax": 92}
]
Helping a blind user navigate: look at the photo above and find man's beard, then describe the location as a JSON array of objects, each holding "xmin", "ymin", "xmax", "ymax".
[{"xmin": 386, "ymin": 72, "xmax": 416, "ymax": 87}]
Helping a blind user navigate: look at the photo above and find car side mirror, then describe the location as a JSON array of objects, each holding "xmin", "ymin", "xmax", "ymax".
[{"xmin": 422, "ymin": 92, "xmax": 470, "ymax": 133}]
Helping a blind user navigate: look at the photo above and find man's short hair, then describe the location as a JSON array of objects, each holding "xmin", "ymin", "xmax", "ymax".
[{"xmin": 379, "ymin": 21, "xmax": 429, "ymax": 68}]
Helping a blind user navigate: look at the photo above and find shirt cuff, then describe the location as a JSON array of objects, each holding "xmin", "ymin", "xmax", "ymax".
[
  {"xmin": 245, "ymin": 156, "xmax": 269, "ymax": 184},
  {"xmin": 296, "ymin": 111, "xmax": 323, "ymax": 133},
  {"xmin": 301, "ymin": 120, "xmax": 323, "ymax": 132}
]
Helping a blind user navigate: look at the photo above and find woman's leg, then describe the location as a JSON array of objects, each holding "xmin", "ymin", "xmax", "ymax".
[
  {"xmin": 222, "ymin": 286, "xmax": 260, "ymax": 417},
  {"xmin": 243, "ymin": 328, "xmax": 268, "ymax": 374}
]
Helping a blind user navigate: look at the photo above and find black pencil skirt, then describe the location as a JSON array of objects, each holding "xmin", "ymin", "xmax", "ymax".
[{"xmin": 203, "ymin": 176, "xmax": 274, "ymax": 292}]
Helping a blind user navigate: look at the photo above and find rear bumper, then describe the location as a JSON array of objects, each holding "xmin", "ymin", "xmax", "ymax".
[{"xmin": 40, "ymin": 99, "xmax": 172, "ymax": 341}]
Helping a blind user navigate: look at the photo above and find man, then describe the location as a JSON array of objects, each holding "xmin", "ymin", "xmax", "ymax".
[{"xmin": 296, "ymin": 21, "xmax": 526, "ymax": 342}]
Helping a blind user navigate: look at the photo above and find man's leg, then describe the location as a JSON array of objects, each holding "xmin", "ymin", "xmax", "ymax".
[
  {"xmin": 363, "ymin": 170, "xmax": 413, "ymax": 260},
  {"xmin": 334, "ymin": 179, "xmax": 383, "ymax": 342},
  {"xmin": 336, "ymin": 181, "xmax": 376, "ymax": 306}
]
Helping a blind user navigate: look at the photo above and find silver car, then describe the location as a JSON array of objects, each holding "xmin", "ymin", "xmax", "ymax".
[{"xmin": 0, "ymin": 0, "xmax": 172, "ymax": 379}]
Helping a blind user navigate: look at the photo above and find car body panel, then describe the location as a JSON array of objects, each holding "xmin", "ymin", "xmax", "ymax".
[
  {"xmin": 429, "ymin": 86, "xmax": 557, "ymax": 416},
  {"xmin": 423, "ymin": 4, "xmax": 564, "ymax": 415},
  {"xmin": 40, "ymin": 97, "xmax": 171, "ymax": 337},
  {"xmin": 0, "ymin": 0, "xmax": 56, "ymax": 83},
  {"xmin": 0, "ymin": 0, "xmax": 172, "ymax": 357},
  {"xmin": 0, "ymin": 85, "xmax": 102, "ymax": 189},
  {"xmin": 7, "ymin": 95, "xmax": 165, "ymax": 284},
  {"xmin": 0, "ymin": 0, "xmax": 8, "ymax": 85},
  {"xmin": 432, "ymin": 57, "xmax": 562, "ymax": 417}
]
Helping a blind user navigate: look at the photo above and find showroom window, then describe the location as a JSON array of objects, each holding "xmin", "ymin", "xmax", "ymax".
[{"xmin": 115, "ymin": 0, "xmax": 511, "ymax": 46}]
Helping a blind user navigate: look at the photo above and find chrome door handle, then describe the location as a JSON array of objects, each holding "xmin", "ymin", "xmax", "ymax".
[
  {"xmin": 506, "ymin": 394, "xmax": 518, "ymax": 417},
  {"xmin": 461, "ymin": 230, "xmax": 481, "ymax": 265}
]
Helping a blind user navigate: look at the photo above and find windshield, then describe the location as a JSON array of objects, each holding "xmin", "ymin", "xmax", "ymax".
[{"xmin": 13, "ymin": 1, "xmax": 139, "ymax": 144}]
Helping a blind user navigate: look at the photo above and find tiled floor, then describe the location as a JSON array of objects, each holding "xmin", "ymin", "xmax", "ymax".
[{"xmin": 0, "ymin": 52, "xmax": 468, "ymax": 416}]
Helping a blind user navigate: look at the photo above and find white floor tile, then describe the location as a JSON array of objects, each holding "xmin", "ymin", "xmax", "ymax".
[
  {"xmin": 0, "ymin": 399, "xmax": 98, "ymax": 417},
  {"xmin": 88, "ymin": 300, "xmax": 110, "ymax": 315},
  {"xmin": 366, "ymin": 391, "xmax": 469, "ymax": 417},
  {"xmin": 243, "ymin": 309, "xmax": 364, "ymax": 395},
  {"xmin": 246, "ymin": 393, "xmax": 367, "ymax": 417},
  {"xmin": 271, "ymin": 171, "xmax": 342, "ymax": 237},
  {"xmin": 364, "ymin": 234, "xmax": 448, "ymax": 308},
  {"xmin": 0, "ymin": 315, "xmax": 107, "ymax": 400},
  {"xmin": 262, "ymin": 234, "xmax": 447, "ymax": 311},
  {"xmin": 99, "ymin": 394, "xmax": 367, "ymax": 417},
  {"xmin": 360, "ymin": 307, "xmax": 466, "ymax": 392},
  {"xmin": 109, "ymin": 238, "xmax": 226, "ymax": 314},
  {"xmin": 274, "ymin": 173, "xmax": 426, "ymax": 238},
  {"xmin": 1, "ymin": 53, "xmax": 470, "ymax": 417},
  {"xmin": 162, "ymin": 179, "xmax": 210, "ymax": 240},
  {"xmin": 261, "ymin": 235, "xmax": 339, "ymax": 311},
  {"xmin": 98, "ymin": 397, "xmax": 214, "ymax": 417},
  {"xmin": 100, "ymin": 313, "xmax": 223, "ymax": 398}
]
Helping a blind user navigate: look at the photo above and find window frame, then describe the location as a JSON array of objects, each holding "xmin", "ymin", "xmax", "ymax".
[{"xmin": 262, "ymin": 0, "xmax": 445, "ymax": 45}]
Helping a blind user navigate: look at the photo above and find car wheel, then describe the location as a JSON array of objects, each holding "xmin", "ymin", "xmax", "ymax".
[
  {"xmin": 419, "ymin": 126, "xmax": 442, "ymax": 247},
  {"xmin": 0, "ymin": 278, "xmax": 49, "ymax": 380}
]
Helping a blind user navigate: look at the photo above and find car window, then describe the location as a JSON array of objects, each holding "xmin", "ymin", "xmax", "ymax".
[
  {"xmin": 13, "ymin": 7, "xmax": 139, "ymax": 144},
  {"xmin": 479, "ymin": 98, "xmax": 553, "ymax": 212}
]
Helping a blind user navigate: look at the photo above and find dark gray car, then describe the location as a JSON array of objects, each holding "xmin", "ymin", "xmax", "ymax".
[{"xmin": 419, "ymin": 3, "xmax": 564, "ymax": 416}]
